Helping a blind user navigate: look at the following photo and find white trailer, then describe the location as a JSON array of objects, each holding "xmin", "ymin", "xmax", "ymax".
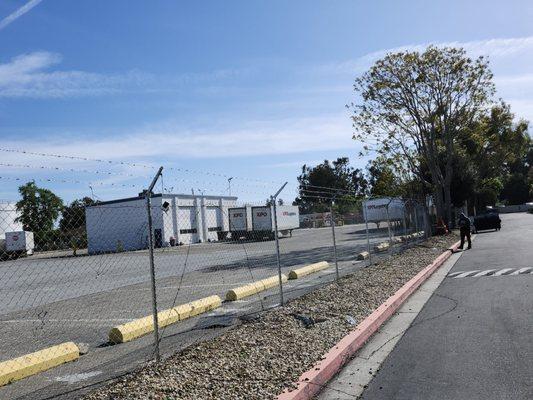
[
  {"xmin": 0, "ymin": 202, "xmax": 33, "ymax": 258},
  {"xmin": 363, "ymin": 197, "xmax": 405, "ymax": 224},
  {"xmin": 5, "ymin": 231, "xmax": 34, "ymax": 255},
  {"xmin": 228, "ymin": 205, "xmax": 253, "ymax": 239},
  {"xmin": 251, "ymin": 205, "xmax": 299, "ymax": 239}
]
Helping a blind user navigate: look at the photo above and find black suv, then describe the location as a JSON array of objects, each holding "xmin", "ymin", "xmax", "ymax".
[{"xmin": 473, "ymin": 209, "xmax": 501, "ymax": 232}]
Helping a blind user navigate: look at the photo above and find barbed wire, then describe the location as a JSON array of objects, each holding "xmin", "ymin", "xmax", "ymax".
[
  {"xmin": 0, "ymin": 162, "xmax": 143, "ymax": 179},
  {"xmin": 0, "ymin": 175, "xmax": 143, "ymax": 189},
  {"xmin": 0, "ymin": 147, "xmax": 283, "ymax": 187}
]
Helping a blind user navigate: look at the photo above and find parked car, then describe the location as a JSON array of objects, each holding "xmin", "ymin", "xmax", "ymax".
[{"xmin": 473, "ymin": 211, "xmax": 501, "ymax": 232}]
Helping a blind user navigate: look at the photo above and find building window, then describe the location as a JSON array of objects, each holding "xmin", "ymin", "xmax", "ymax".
[
  {"xmin": 208, "ymin": 226, "xmax": 222, "ymax": 232},
  {"xmin": 180, "ymin": 228, "xmax": 197, "ymax": 234}
]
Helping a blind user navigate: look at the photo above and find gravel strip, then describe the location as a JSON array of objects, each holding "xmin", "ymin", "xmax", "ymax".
[{"xmin": 85, "ymin": 234, "xmax": 458, "ymax": 400}]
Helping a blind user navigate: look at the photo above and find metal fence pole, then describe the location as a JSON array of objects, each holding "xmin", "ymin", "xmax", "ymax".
[
  {"xmin": 271, "ymin": 182, "xmax": 288, "ymax": 306},
  {"xmin": 403, "ymin": 205, "xmax": 408, "ymax": 236},
  {"xmin": 146, "ymin": 166, "xmax": 163, "ymax": 363},
  {"xmin": 386, "ymin": 203, "xmax": 393, "ymax": 243},
  {"xmin": 330, "ymin": 202, "xmax": 339, "ymax": 281},
  {"xmin": 414, "ymin": 204, "xmax": 419, "ymax": 234},
  {"xmin": 364, "ymin": 218, "xmax": 372, "ymax": 264}
]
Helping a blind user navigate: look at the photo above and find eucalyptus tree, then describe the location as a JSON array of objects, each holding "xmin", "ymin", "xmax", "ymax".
[{"xmin": 350, "ymin": 46, "xmax": 495, "ymax": 224}]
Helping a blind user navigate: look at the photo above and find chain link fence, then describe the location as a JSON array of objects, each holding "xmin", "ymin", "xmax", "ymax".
[{"xmin": 0, "ymin": 167, "xmax": 430, "ymax": 399}]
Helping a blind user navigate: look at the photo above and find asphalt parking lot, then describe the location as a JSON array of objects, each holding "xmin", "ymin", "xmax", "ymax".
[{"xmin": 0, "ymin": 222, "xmax": 407, "ymax": 399}]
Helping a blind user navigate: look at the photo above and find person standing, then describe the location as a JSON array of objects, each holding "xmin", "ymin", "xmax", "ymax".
[{"xmin": 458, "ymin": 212, "xmax": 472, "ymax": 250}]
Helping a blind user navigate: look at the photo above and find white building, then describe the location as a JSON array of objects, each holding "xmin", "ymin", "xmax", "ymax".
[
  {"xmin": 0, "ymin": 201, "xmax": 23, "ymax": 238},
  {"xmin": 85, "ymin": 193, "xmax": 237, "ymax": 254}
]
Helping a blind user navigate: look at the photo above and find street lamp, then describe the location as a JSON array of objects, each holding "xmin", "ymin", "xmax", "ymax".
[{"xmin": 227, "ymin": 177, "xmax": 233, "ymax": 196}]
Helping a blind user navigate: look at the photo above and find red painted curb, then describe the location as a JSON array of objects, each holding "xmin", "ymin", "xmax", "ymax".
[{"xmin": 277, "ymin": 240, "xmax": 461, "ymax": 400}]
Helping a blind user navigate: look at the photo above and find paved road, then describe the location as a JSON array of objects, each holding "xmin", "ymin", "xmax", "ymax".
[{"xmin": 360, "ymin": 213, "xmax": 533, "ymax": 400}]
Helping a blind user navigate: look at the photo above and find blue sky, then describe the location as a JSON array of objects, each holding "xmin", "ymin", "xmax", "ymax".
[{"xmin": 0, "ymin": 0, "xmax": 532, "ymax": 203}]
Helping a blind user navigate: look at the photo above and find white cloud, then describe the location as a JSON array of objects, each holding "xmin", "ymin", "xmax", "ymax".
[
  {"xmin": 317, "ymin": 36, "xmax": 533, "ymax": 76},
  {"xmin": 261, "ymin": 160, "xmax": 324, "ymax": 169},
  {"xmin": 0, "ymin": 0, "xmax": 43, "ymax": 31},
  {"xmin": 0, "ymin": 51, "xmax": 248, "ymax": 98},
  {"xmin": 0, "ymin": 114, "xmax": 357, "ymax": 162},
  {"xmin": 0, "ymin": 51, "xmax": 151, "ymax": 98}
]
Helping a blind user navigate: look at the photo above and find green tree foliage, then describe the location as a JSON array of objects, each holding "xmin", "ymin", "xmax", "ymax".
[
  {"xmin": 294, "ymin": 157, "xmax": 367, "ymax": 213},
  {"xmin": 59, "ymin": 197, "xmax": 97, "ymax": 253},
  {"xmin": 366, "ymin": 158, "xmax": 402, "ymax": 197},
  {"xmin": 457, "ymin": 103, "xmax": 531, "ymax": 209},
  {"xmin": 59, "ymin": 197, "xmax": 96, "ymax": 231},
  {"xmin": 501, "ymin": 173, "xmax": 530, "ymax": 205},
  {"xmin": 350, "ymin": 46, "xmax": 495, "ymax": 224},
  {"xmin": 15, "ymin": 182, "xmax": 64, "ymax": 233}
]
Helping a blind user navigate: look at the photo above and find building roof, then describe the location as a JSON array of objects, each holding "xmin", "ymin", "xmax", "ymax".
[{"xmin": 86, "ymin": 193, "xmax": 237, "ymax": 207}]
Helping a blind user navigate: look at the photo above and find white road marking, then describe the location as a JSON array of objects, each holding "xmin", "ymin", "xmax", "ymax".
[
  {"xmin": 54, "ymin": 371, "xmax": 102, "ymax": 384},
  {"xmin": 0, "ymin": 318, "xmax": 134, "ymax": 323},
  {"xmin": 493, "ymin": 268, "xmax": 514, "ymax": 276},
  {"xmin": 472, "ymin": 269, "xmax": 498, "ymax": 277},
  {"xmin": 453, "ymin": 270, "xmax": 481, "ymax": 278},
  {"xmin": 450, "ymin": 267, "xmax": 533, "ymax": 278},
  {"xmin": 114, "ymin": 282, "xmax": 257, "ymax": 292},
  {"xmin": 510, "ymin": 267, "xmax": 533, "ymax": 275},
  {"xmin": 447, "ymin": 271, "xmax": 467, "ymax": 277}
]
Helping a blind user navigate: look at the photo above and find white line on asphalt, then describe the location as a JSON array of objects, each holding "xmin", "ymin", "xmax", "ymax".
[
  {"xmin": 0, "ymin": 318, "xmax": 134, "ymax": 323},
  {"xmin": 493, "ymin": 268, "xmax": 514, "ymax": 276},
  {"xmin": 510, "ymin": 267, "xmax": 533, "ymax": 275},
  {"xmin": 472, "ymin": 269, "xmax": 498, "ymax": 277},
  {"xmin": 453, "ymin": 270, "xmax": 481, "ymax": 278},
  {"xmin": 447, "ymin": 271, "xmax": 467, "ymax": 277},
  {"xmin": 207, "ymin": 308, "xmax": 250, "ymax": 316}
]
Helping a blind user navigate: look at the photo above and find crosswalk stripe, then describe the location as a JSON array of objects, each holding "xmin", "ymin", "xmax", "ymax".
[
  {"xmin": 472, "ymin": 269, "xmax": 498, "ymax": 277},
  {"xmin": 447, "ymin": 271, "xmax": 466, "ymax": 278},
  {"xmin": 493, "ymin": 268, "xmax": 514, "ymax": 276},
  {"xmin": 510, "ymin": 267, "xmax": 533, "ymax": 275},
  {"xmin": 454, "ymin": 270, "xmax": 481, "ymax": 278},
  {"xmin": 448, "ymin": 267, "xmax": 533, "ymax": 278}
]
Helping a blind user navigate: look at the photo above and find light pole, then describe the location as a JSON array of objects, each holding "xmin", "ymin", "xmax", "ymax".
[{"xmin": 227, "ymin": 177, "xmax": 233, "ymax": 196}]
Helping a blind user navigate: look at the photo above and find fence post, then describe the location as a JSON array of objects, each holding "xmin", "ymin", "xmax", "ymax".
[
  {"xmin": 330, "ymin": 202, "xmax": 339, "ymax": 281},
  {"xmin": 386, "ymin": 202, "xmax": 393, "ymax": 243},
  {"xmin": 146, "ymin": 166, "xmax": 163, "ymax": 363},
  {"xmin": 271, "ymin": 182, "xmax": 288, "ymax": 306},
  {"xmin": 363, "ymin": 199, "xmax": 372, "ymax": 264},
  {"xmin": 414, "ymin": 204, "xmax": 419, "ymax": 235},
  {"xmin": 403, "ymin": 203, "xmax": 408, "ymax": 236}
]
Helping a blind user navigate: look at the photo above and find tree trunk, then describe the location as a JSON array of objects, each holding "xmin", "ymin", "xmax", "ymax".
[
  {"xmin": 444, "ymin": 182, "xmax": 453, "ymax": 229},
  {"xmin": 444, "ymin": 155, "xmax": 454, "ymax": 229},
  {"xmin": 433, "ymin": 185, "xmax": 445, "ymax": 221}
]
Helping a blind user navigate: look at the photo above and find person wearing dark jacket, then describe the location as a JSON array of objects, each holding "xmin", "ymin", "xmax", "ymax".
[{"xmin": 458, "ymin": 212, "xmax": 472, "ymax": 250}]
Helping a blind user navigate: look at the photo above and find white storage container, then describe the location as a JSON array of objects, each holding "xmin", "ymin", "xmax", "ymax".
[
  {"xmin": 251, "ymin": 205, "xmax": 299, "ymax": 237},
  {"xmin": 228, "ymin": 206, "xmax": 253, "ymax": 232},
  {"xmin": 5, "ymin": 231, "xmax": 34, "ymax": 255}
]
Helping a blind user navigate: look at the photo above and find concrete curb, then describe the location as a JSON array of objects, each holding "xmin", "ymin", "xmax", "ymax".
[
  {"xmin": 288, "ymin": 261, "xmax": 329, "ymax": 280},
  {"xmin": 109, "ymin": 295, "xmax": 222, "ymax": 344},
  {"xmin": 277, "ymin": 240, "xmax": 461, "ymax": 400},
  {"xmin": 374, "ymin": 242, "xmax": 390, "ymax": 252},
  {"xmin": 0, "ymin": 342, "xmax": 80, "ymax": 387},
  {"xmin": 226, "ymin": 274, "xmax": 288, "ymax": 301}
]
